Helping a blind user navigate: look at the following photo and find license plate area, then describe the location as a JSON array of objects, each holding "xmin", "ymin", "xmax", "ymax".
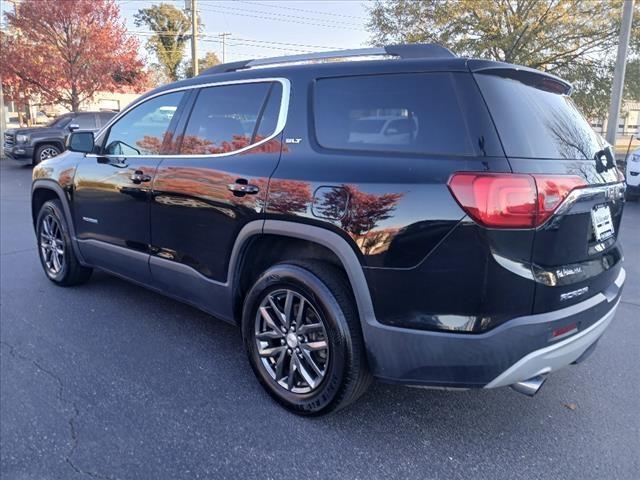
[{"xmin": 591, "ymin": 204, "xmax": 614, "ymax": 242}]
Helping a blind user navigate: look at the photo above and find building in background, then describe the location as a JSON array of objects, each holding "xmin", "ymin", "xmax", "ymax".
[
  {"xmin": 590, "ymin": 100, "xmax": 639, "ymax": 158},
  {"xmin": 2, "ymin": 90, "xmax": 142, "ymax": 127}
]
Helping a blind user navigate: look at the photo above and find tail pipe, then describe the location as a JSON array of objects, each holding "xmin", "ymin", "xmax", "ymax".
[{"xmin": 511, "ymin": 375, "xmax": 547, "ymax": 397}]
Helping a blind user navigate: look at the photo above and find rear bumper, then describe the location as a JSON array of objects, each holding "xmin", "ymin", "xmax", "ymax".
[
  {"xmin": 484, "ymin": 297, "xmax": 618, "ymax": 388},
  {"xmin": 364, "ymin": 267, "xmax": 625, "ymax": 388}
]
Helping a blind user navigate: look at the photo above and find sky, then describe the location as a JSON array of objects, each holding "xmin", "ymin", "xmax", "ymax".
[{"xmin": 117, "ymin": 0, "xmax": 375, "ymax": 64}]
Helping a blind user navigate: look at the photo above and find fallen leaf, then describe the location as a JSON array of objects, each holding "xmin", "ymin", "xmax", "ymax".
[{"xmin": 563, "ymin": 402, "xmax": 577, "ymax": 410}]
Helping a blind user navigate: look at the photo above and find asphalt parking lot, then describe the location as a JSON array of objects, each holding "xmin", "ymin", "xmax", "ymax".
[{"xmin": 1, "ymin": 158, "xmax": 639, "ymax": 480}]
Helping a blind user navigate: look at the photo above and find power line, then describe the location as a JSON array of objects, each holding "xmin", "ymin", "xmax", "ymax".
[
  {"xmin": 237, "ymin": 0, "xmax": 369, "ymax": 22},
  {"xmin": 208, "ymin": 2, "xmax": 364, "ymax": 27},
  {"xmin": 231, "ymin": 37, "xmax": 340, "ymax": 50},
  {"xmin": 197, "ymin": 5, "xmax": 366, "ymax": 31},
  {"xmin": 127, "ymin": 34, "xmax": 310, "ymax": 57},
  {"xmin": 128, "ymin": 31, "xmax": 340, "ymax": 53}
]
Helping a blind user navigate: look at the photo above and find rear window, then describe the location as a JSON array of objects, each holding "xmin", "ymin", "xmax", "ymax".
[
  {"xmin": 474, "ymin": 73, "xmax": 605, "ymax": 160},
  {"xmin": 314, "ymin": 73, "xmax": 476, "ymax": 156}
]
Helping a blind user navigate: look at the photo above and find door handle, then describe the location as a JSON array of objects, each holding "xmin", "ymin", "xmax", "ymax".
[
  {"xmin": 130, "ymin": 170, "xmax": 152, "ymax": 184},
  {"xmin": 227, "ymin": 181, "xmax": 260, "ymax": 196}
]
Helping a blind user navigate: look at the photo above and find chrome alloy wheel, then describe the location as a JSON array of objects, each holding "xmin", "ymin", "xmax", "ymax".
[
  {"xmin": 254, "ymin": 289, "xmax": 330, "ymax": 394},
  {"xmin": 40, "ymin": 214, "xmax": 64, "ymax": 275},
  {"xmin": 39, "ymin": 147, "xmax": 59, "ymax": 161}
]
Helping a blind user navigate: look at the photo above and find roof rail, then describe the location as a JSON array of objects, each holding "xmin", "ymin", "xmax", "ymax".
[{"xmin": 199, "ymin": 43, "xmax": 456, "ymax": 76}]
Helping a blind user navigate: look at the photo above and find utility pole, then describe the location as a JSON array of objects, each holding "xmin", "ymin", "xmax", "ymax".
[
  {"xmin": 605, "ymin": 0, "xmax": 635, "ymax": 146},
  {"xmin": 1, "ymin": 80, "xmax": 5, "ymax": 160},
  {"xmin": 219, "ymin": 32, "xmax": 231, "ymax": 63},
  {"xmin": 190, "ymin": 0, "xmax": 198, "ymax": 75}
]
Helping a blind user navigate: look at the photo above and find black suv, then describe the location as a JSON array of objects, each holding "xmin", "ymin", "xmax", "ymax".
[
  {"xmin": 31, "ymin": 44, "xmax": 626, "ymax": 414},
  {"xmin": 4, "ymin": 111, "xmax": 116, "ymax": 164}
]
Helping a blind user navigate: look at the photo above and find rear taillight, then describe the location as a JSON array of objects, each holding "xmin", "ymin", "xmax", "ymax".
[{"xmin": 447, "ymin": 173, "xmax": 586, "ymax": 228}]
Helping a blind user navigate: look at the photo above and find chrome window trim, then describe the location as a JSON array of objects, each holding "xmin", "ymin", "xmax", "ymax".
[{"xmin": 86, "ymin": 77, "xmax": 290, "ymax": 159}]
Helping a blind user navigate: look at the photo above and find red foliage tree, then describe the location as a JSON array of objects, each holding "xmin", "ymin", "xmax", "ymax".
[{"xmin": 0, "ymin": 0, "xmax": 148, "ymax": 112}]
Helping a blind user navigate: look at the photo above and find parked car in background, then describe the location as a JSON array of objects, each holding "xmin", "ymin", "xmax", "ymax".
[
  {"xmin": 348, "ymin": 115, "xmax": 418, "ymax": 145},
  {"xmin": 31, "ymin": 44, "xmax": 626, "ymax": 415},
  {"xmin": 626, "ymin": 138, "xmax": 640, "ymax": 200},
  {"xmin": 4, "ymin": 111, "xmax": 116, "ymax": 165}
]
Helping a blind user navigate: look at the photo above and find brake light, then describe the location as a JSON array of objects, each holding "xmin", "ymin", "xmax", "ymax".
[{"xmin": 448, "ymin": 173, "xmax": 586, "ymax": 228}]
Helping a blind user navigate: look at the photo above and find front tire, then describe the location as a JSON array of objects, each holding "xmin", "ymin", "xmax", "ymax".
[
  {"xmin": 34, "ymin": 143, "xmax": 61, "ymax": 165},
  {"xmin": 242, "ymin": 260, "xmax": 371, "ymax": 415},
  {"xmin": 36, "ymin": 200, "xmax": 92, "ymax": 286}
]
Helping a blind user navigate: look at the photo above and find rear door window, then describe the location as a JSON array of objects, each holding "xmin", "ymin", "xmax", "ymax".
[
  {"xmin": 179, "ymin": 82, "xmax": 282, "ymax": 155},
  {"xmin": 73, "ymin": 114, "xmax": 96, "ymax": 130},
  {"xmin": 474, "ymin": 73, "xmax": 605, "ymax": 159},
  {"xmin": 314, "ymin": 73, "xmax": 481, "ymax": 156}
]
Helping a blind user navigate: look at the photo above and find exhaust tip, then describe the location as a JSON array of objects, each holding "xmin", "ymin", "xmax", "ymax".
[{"xmin": 511, "ymin": 375, "xmax": 547, "ymax": 397}]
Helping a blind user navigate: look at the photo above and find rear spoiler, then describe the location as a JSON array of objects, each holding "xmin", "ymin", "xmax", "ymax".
[{"xmin": 467, "ymin": 59, "xmax": 572, "ymax": 95}]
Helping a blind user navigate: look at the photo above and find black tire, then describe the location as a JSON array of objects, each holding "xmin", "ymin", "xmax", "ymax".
[
  {"xmin": 36, "ymin": 200, "xmax": 92, "ymax": 286},
  {"xmin": 33, "ymin": 143, "xmax": 61, "ymax": 165},
  {"xmin": 625, "ymin": 191, "xmax": 638, "ymax": 201},
  {"xmin": 242, "ymin": 260, "xmax": 372, "ymax": 415}
]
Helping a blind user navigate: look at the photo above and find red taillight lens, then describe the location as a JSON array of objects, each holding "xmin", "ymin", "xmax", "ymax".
[
  {"xmin": 448, "ymin": 173, "xmax": 586, "ymax": 228},
  {"xmin": 534, "ymin": 175, "xmax": 586, "ymax": 225}
]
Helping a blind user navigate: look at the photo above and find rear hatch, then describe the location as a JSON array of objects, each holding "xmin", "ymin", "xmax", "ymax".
[{"xmin": 470, "ymin": 61, "xmax": 625, "ymax": 314}]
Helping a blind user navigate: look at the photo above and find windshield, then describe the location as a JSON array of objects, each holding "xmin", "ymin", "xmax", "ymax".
[
  {"xmin": 474, "ymin": 73, "xmax": 605, "ymax": 160},
  {"xmin": 46, "ymin": 115, "xmax": 72, "ymax": 128}
]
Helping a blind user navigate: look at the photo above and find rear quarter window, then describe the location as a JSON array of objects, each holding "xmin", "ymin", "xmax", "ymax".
[{"xmin": 313, "ymin": 72, "xmax": 491, "ymax": 157}]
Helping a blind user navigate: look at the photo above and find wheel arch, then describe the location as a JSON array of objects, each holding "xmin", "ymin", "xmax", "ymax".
[
  {"xmin": 32, "ymin": 140, "xmax": 65, "ymax": 163},
  {"xmin": 31, "ymin": 180, "xmax": 87, "ymax": 265},
  {"xmin": 230, "ymin": 220, "xmax": 376, "ymax": 329}
]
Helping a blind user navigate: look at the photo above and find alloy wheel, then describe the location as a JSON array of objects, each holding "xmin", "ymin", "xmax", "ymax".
[
  {"xmin": 39, "ymin": 147, "xmax": 59, "ymax": 161},
  {"xmin": 40, "ymin": 214, "xmax": 64, "ymax": 275},
  {"xmin": 254, "ymin": 289, "xmax": 330, "ymax": 394}
]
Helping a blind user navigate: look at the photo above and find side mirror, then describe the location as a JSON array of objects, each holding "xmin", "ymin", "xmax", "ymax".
[
  {"xmin": 67, "ymin": 131, "xmax": 95, "ymax": 153},
  {"xmin": 68, "ymin": 123, "xmax": 80, "ymax": 131}
]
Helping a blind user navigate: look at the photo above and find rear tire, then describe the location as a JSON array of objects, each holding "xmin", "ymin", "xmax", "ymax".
[
  {"xmin": 242, "ymin": 260, "xmax": 372, "ymax": 415},
  {"xmin": 36, "ymin": 200, "xmax": 92, "ymax": 286}
]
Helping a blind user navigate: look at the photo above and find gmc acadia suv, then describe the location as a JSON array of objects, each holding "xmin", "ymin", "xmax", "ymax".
[{"xmin": 31, "ymin": 44, "xmax": 626, "ymax": 415}]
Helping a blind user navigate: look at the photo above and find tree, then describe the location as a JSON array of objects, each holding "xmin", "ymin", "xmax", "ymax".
[
  {"xmin": 319, "ymin": 185, "xmax": 403, "ymax": 237},
  {"xmin": 135, "ymin": 3, "xmax": 195, "ymax": 82},
  {"xmin": 1, "ymin": 0, "xmax": 147, "ymax": 112},
  {"xmin": 367, "ymin": 0, "xmax": 639, "ymax": 117},
  {"xmin": 185, "ymin": 52, "xmax": 221, "ymax": 78}
]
